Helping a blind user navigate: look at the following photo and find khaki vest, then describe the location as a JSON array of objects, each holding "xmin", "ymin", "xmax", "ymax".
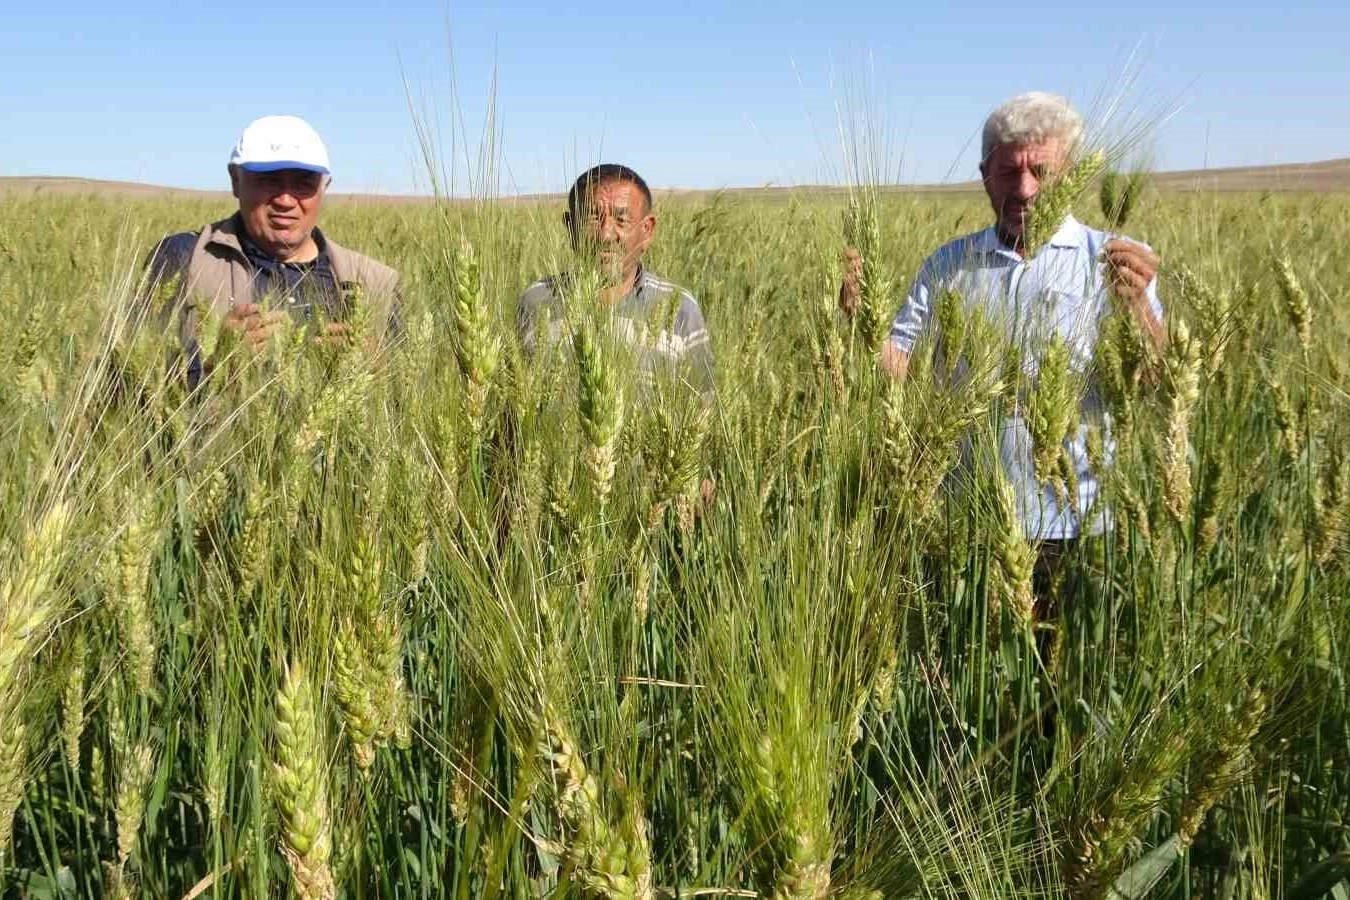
[{"xmin": 176, "ymin": 216, "xmax": 399, "ymax": 350}]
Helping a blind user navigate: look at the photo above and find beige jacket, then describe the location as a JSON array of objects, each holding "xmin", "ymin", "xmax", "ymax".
[
  {"xmin": 162, "ymin": 217, "xmax": 400, "ymax": 380},
  {"xmin": 180, "ymin": 216, "xmax": 399, "ymax": 313}
]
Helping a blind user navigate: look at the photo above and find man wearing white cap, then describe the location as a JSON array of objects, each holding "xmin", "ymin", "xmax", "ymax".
[{"xmin": 144, "ymin": 115, "xmax": 400, "ymax": 387}]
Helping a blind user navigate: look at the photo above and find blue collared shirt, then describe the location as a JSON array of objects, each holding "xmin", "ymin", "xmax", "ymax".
[{"xmin": 890, "ymin": 215, "xmax": 1162, "ymax": 540}]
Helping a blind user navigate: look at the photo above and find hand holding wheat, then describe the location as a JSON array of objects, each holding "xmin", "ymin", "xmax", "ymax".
[
  {"xmin": 223, "ymin": 302, "xmax": 288, "ymax": 351},
  {"xmin": 1104, "ymin": 239, "xmax": 1158, "ymax": 306},
  {"xmin": 1104, "ymin": 240, "xmax": 1166, "ymax": 349},
  {"xmin": 313, "ymin": 321, "xmax": 352, "ymax": 349}
]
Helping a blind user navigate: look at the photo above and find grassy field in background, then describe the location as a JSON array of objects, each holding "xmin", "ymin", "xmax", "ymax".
[{"xmin": 0, "ymin": 183, "xmax": 1347, "ymax": 898}]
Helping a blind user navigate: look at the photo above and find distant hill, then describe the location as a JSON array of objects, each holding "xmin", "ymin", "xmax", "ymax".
[
  {"xmin": 4, "ymin": 158, "xmax": 1349, "ymax": 200},
  {"xmin": 1150, "ymin": 157, "xmax": 1350, "ymax": 192},
  {"xmin": 0, "ymin": 176, "xmax": 230, "ymax": 199}
]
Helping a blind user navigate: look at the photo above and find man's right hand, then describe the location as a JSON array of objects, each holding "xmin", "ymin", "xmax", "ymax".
[
  {"xmin": 879, "ymin": 340, "xmax": 910, "ymax": 380},
  {"xmin": 223, "ymin": 303, "xmax": 288, "ymax": 351},
  {"xmin": 838, "ymin": 247, "xmax": 863, "ymax": 317}
]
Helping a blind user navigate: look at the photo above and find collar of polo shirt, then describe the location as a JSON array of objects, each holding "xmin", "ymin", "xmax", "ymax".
[{"xmin": 974, "ymin": 214, "xmax": 1088, "ymax": 257}]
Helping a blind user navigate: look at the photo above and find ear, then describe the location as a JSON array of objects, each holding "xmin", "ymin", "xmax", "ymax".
[
  {"xmin": 638, "ymin": 213, "xmax": 657, "ymax": 253},
  {"xmin": 229, "ymin": 165, "xmax": 241, "ymax": 199},
  {"xmin": 978, "ymin": 160, "xmax": 989, "ymax": 180}
]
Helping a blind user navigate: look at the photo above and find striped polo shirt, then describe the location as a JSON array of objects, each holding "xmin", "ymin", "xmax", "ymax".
[{"xmin": 516, "ymin": 264, "xmax": 714, "ymax": 395}]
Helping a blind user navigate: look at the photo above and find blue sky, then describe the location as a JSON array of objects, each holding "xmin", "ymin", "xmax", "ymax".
[{"xmin": 2, "ymin": 1, "xmax": 1347, "ymax": 195}]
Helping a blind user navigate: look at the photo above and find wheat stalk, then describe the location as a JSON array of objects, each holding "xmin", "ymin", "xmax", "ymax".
[
  {"xmin": 1024, "ymin": 149, "xmax": 1106, "ymax": 257},
  {"xmin": 273, "ymin": 662, "xmax": 336, "ymax": 900},
  {"xmin": 574, "ymin": 321, "xmax": 626, "ymax": 510},
  {"xmin": 842, "ymin": 193, "xmax": 892, "ymax": 351},
  {"xmin": 1162, "ymin": 319, "xmax": 1201, "ymax": 525},
  {"xmin": 1027, "ymin": 334, "xmax": 1077, "ymax": 503},
  {"xmin": 1273, "ymin": 254, "xmax": 1313, "ymax": 355},
  {"xmin": 449, "ymin": 236, "xmax": 501, "ymax": 440},
  {"xmin": 62, "ymin": 630, "xmax": 85, "ymax": 771},
  {"xmin": 0, "ymin": 501, "xmax": 74, "ymax": 691}
]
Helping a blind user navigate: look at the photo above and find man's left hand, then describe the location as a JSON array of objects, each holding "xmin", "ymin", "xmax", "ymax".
[
  {"xmin": 314, "ymin": 321, "xmax": 352, "ymax": 348},
  {"xmin": 1104, "ymin": 238, "xmax": 1167, "ymax": 350},
  {"xmin": 1104, "ymin": 239, "xmax": 1159, "ymax": 310}
]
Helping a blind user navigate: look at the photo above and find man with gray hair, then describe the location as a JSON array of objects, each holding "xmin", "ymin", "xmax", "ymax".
[{"xmin": 841, "ymin": 91, "xmax": 1164, "ymax": 603}]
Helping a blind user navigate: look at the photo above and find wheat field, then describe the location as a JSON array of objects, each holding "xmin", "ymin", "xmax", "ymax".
[{"xmin": 0, "ymin": 180, "xmax": 1346, "ymax": 898}]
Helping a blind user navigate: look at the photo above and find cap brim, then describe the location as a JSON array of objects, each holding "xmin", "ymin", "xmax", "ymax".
[{"xmin": 238, "ymin": 160, "xmax": 330, "ymax": 175}]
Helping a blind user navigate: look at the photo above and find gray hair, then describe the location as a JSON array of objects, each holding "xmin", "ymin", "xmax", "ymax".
[{"xmin": 981, "ymin": 92, "xmax": 1083, "ymax": 162}]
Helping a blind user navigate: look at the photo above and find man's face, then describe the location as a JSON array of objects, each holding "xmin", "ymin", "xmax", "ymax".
[
  {"xmin": 979, "ymin": 138, "xmax": 1068, "ymax": 247},
  {"xmin": 230, "ymin": 167, "xmax": 327, "ymax": 261},
  {"xmin": 566, "ymin": 179, "xmax": 655, "ymax": 283}
]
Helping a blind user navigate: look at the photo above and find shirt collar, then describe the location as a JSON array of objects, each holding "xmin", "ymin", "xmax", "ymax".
[
  {"xmin": 1046, "ymin": 214, "xmax": 1088, "ymax": 249},
  {"xmin": 555, "ymin": 260, "xmax": 647, "ymax": 303},
  {"xmin": 971, "ymin": 214, "xmax": 1087, "ymax": 258},
  {"xmin": 212, "ymin": 213, "xmax": 330, "ymax": 268}
]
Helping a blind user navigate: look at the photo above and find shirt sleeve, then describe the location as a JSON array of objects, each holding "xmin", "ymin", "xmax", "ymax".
[
  {"xmin": 1144, "ymin": 275, "xmax": 1163, "ymax": 322},
  {"xmin": 516, "ymin": 286, "xmax": 543, "ymax": 354},
  {"xmin": 144, "ymin": 232, "xmax": 194, "ymax": 281},
  {"xmin": 139, "ymin": 232, "xmax": 196, "ymax": 321},
  {"xmin": 673, "ymin": 294, "xmax": 715, "ymax": 397},
  {"xmin": 889, "ymin": 256, "xmax": 941, "ymax": 354}
]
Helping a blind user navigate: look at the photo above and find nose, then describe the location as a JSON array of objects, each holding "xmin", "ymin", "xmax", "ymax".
[
  {"xmin": 597, "ymin": 215, "xmax": 619, "ymax": 242},
  {"xmin": 1014, "ymin": 171, "xmax": 1039, "ymax": 202},
  {"xmin": 270, "ymin": 188, "xmax": 300, "ymax": 209}
]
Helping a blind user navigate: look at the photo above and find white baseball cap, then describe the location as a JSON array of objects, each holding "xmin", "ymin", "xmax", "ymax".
[{"xmin": 228, "ymin": 115, "xmax": 330, "ymax": 175}]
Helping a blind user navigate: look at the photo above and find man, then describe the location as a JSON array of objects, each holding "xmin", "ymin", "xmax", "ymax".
[
  {"xmin": 517, "ymin": 164, "xmax": 714, "ymax": 395},
  {"xmin": 842, "ymin": 91, "xmax": 1165, "ymax": 549},
  {"xmin": 143, "ymin": 115, "xmax": 399, "ymax": 387}
]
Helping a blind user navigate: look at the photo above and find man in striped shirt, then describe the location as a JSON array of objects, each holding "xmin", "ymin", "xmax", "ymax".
[{"xmin": 516, "ymin": 164, "xmax": 714, "ymax": 395}]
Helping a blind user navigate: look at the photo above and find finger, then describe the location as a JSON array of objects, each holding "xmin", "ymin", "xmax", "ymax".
[
  {"xmin": 223, "ymin": 304, "xmax": 255, "ymax": 329},
  {"xmin": 1106, "ymin": 243, "xmax": 1159, "ymax": 270},
  {"xmin": 1107, "ymin": 254, "xmax": 1140, "ymax": 280},
  {"xmin": 1106, "ymin": 247, "xmax": 1157, "ymax": 270},
  {"xmin": 1109, "ymin": 256, "xmax": 1157, "ymax": 288},
  {"xmin": 1110, "ymin": 265, "xmax": 1149, "ymax": 296},
  {"xmin": 244, "ymin": 314, "xmax": 284, "ymax": 334},
  {"xmin": 314, "ymin": 333, "xmax": 352, "ymax": 348}
]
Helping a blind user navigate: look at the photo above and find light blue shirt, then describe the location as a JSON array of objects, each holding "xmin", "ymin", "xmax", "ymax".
[{"xmin": 890, "ymin": 215, "xmax": 1162, "ymax": 540}]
